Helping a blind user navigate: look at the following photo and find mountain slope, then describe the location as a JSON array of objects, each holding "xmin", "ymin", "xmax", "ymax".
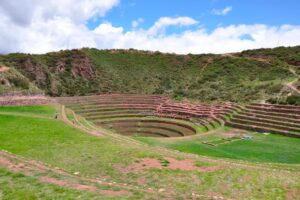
[{"xmin": 0, "ymin": 46, "xmax": 299, "ymax": 103}]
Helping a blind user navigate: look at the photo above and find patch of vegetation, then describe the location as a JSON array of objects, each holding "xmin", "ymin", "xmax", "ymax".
[
  {"xmin": 267, "ymin": 95, "xmax": 300, "ymax": 106},
  {"xmin": 159, "ymin": 158, "xmax": 170, "ymax": 167},
  {"xmin": 0, "ymin": 66, "xmax": 42, "ymax": 95},
  {"xmin": 240, "ymin": 45, "xmax": 300, "ymax": 66},
  {"xmin": 0, "ymin": 105, "xmax": 58, "ymax": 117}
]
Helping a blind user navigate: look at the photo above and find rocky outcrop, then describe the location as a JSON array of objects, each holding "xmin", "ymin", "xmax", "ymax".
[
  {"xmin": 54, "ymin": 53, "xmax": 95, "ymax": 80},
  {"xmin": 70, "ymin": 56, "xmax": 95, "ymax": 79},
  {"xmin": 287, "ymin": 60, "xmax": 300, "ymax": 67},
  {"xmin": 23, "ymin": 58, "xmax": 48, "ymax": 81}
]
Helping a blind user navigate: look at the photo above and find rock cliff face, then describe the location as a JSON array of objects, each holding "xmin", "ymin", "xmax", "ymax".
[
  {"xmin": 70, "ymin": 56, "xmax": 95, "ymax": 79},
  {"xmin": 22, "ymin": 58, "xmax": 48, "ymax": 82},
  {"xmin": 54, "ymin": 54, "xmax": 95, "ymax": 79},
  {"xmin": 287, "ymin": 60, "xmax": 300, "ymax": 67}
]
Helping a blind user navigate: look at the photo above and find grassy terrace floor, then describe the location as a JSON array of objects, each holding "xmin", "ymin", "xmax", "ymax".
[
  {"xmin": 136, "ymin": 127, "xmax": 300, "ymax": 164},
  {"xmin": 0, "ymin": 105, "xmax": 300, "ymax": 199}
]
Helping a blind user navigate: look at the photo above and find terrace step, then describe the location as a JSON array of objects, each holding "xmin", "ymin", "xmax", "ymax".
[
  {"xmin": 81, "ymin": 110, "xmax": 155, "ymax": 117},
  {"xmin": 94, "ymin": 119, "xmax": 197, "ymax": 134},
  {"xmin": 113, "ymin": 126, "xmax": 184, "ymax": 137},
  {"xmin": 69, "ymin": 104, "xmax": 158, "ymax": 111},
  {"xmin": 86, "ymin": 114, "xmax": 150, "ymax": 121},
  {"xmin": 238, "ymin": 111, "xmax": 300, "ymax": 125},
  {"xmin": 106, "ymin": 122, "xmax": 195, "ymax": 136},
  {"xmin": 230, "ymin": 118, "xmax": 300, "ymax": 134},
  {"xmin": 65, "ymin": 101, "xmax": 162, "ymax": 107},
  {"xmin": 234, "ymin": 114, "xmax": 300, "ymax": 130},
  {"xmin": 251, "ymin": 103, "xmax": 300, "ymax": 110},
  {"xmin": 226, "ymin": 121, "xmax": 300, "ymax": 138},
  {"xmin": 246, "ymin": 105, "xmax": 300, "ymax": 115},
  {"xmin": 120, "ymin": 130, "xmax": 170, "ymax": 137},
  {"xmin": 242, "ymin": 108, "xmax": 300, "ymax": 119}
]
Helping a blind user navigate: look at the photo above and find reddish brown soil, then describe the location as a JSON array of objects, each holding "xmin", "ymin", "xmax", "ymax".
[
  {"xmin": 0, "ymin": 65, "xmax": 9, "ymax": 72},
  {"xmin": 39, "ymin": 176, "xmax": 98, "ymax": 192},
  {"xmin": 125, "ymin": 157, "xmax": 221, "ymax": 173},
  {"xmin": 23, "ymin": 58, "xmax": 48, "ymax": 81}
]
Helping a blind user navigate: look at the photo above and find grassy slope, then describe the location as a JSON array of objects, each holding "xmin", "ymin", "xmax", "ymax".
[
  {"xmin": 0, "ymin": 65, "xmax": 42, "ymax": 95},
  {"xmin": 0, "ymin": 105, "xmax": 58, "ymax": 117},
  {"xmin": 0, "ymin": 46, "xmax": 297, "ymax": 102},
  {"xmin": 0, "ymin": 167, "xmax": 113, "ymax": 200},
  {"xmin": 136, "ymin": 127, "xmax": 300, "ymax": 164},
  {"xmin": 85, "ymin": 48, "xmax": 293, "ymax": 102},
  {"xmin": 240, "ymin": 46, "xmax": 300, "ymax": 64},
  {"xmin": 0, "ymin": 105, "xmax": 300, "ymax": 199}
]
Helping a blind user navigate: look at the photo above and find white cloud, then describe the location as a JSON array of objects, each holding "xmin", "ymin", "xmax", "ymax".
[
  {"xmin": 148, "ymin": 17, "xmax": 198, "ymax": 35},
  {"xmin": 131, "ymin": 18, "xmax": 144, "ymax": 28},
  {"xmin": 0, "ymin": 1, "xmax": 300, "ymax": 55},
  {"xmin": 0, "ymin": 0, "xmax": 120, "ymax": 25},
  {"xmin": 212, "ymin": 6, "xmax": 232, "ymax": 16}
]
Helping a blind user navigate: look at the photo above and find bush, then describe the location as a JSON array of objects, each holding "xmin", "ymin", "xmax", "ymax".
[
  {"xmin": 286, "ymin": 95, "xmax": 300, "ymax": 105},
  {"xmin": 7, "ymin": 76, "xmax": 30, "ymax": 89}
]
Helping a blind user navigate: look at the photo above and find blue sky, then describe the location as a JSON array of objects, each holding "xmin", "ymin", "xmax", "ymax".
[
  {"xmin": 0, "ymin": 0, "xmax": 300, "ymax": 54},
  {"xmin": 88, "ymin": 0, "xmax": 300, "ymax": 32}
]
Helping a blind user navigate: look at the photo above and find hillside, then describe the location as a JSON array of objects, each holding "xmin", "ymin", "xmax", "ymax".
[{"xmin": 0, "ymin": 46, "xmax": 299, "ymax": 103}]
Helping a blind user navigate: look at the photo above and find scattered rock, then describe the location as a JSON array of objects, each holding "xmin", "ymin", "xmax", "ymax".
[{"xmin": 158, "ymin": 188, "xmax": 165, "ymax": 193}]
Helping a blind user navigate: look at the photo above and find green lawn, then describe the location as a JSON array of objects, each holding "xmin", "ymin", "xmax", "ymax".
[
  {"xmin": 137, "ymin": 128, "xmax": 300, "ymax": 164},
  {"xmin": 0, "ymin": 113, "xmax": 160, "ymax": 179},
  {"xmin": 0, "ymin": 105, "xmax": 58, "ymax": 118}
]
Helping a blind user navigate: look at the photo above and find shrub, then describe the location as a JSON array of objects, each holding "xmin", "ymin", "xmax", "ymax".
[{"xmin": 286, "ymin": 95, "xmax": 300, "ymax": 105}]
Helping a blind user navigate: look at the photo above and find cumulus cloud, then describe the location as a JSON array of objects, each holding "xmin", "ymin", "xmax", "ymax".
[
  {"xmin": 212, "ymin": 6, "xmax": 232, "ymax": 16},
  {"xmin": 0, "ymin": 0, "xmax": 120, "ymax": 25},
  {"xmin": 148, "ymin": 17, "xmax": 198, "ymax": 35},
  {"xmin": 0, "ymin": 1, "xmax": 300, "ymax": 54}
]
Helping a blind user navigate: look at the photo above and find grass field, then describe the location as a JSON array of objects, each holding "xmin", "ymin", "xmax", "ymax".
[
  {"xmin": 0, "ymin": 167, "xmax": 115, "ymax": 200},
  {"xmin": 0, "ymin": 105, "xmax": 58, "ymax": 117},
  {"xmin": 0, "ymin": 105, "xmax": 300, "ymax": 199},
  {"xmin": 136, "ymin": 127, "xmax": 300, "ymax": 164}
]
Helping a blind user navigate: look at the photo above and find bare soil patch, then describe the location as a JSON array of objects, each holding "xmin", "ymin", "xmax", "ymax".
[
  {"xmin": 0, "ymin": 65, "xmax": 9, "ymax": 72},
  {"xmin": 39, "ymin": 176, "xmax": 98, "ymax": 192},
  {"xmin": 125, "ymin": 157, "xmax": 221, "ymax": 173}
]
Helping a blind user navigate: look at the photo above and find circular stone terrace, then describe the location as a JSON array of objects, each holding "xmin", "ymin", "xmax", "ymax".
[{"xmin": 57, "ymin": 94, "xmax": 233, "ymax": 138}]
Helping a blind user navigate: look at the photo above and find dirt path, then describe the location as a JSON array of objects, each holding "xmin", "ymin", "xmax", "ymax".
[
  {"xmin": 222, "ymin": 54, "xmax": 300, "ymax": 96},
  {"xmin": 287, "ymin": 67, "xmax": 300, "ymax": 95},
  {"xmin": 198, "ymin": 57, "xmax": 213, "ymax": 77}
]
